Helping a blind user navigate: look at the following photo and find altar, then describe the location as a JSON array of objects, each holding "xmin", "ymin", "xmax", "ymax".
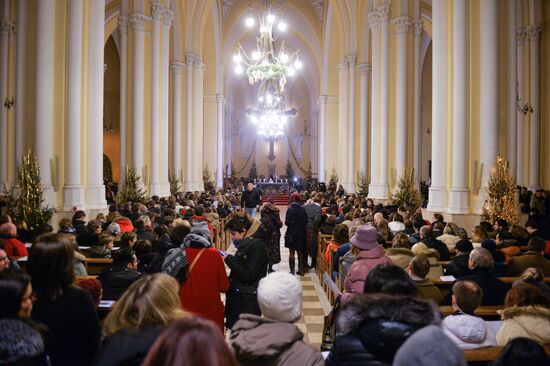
[{"xmin": 254, "ymin": 179, "xmax": 290, "ymax": 197}]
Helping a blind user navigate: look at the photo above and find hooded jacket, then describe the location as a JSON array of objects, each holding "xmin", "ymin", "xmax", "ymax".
[
  {"xmin": 230, "ymin": 314, "xmax": 324, "ymax": 366},
  {"xmin": 442, "ymin": 313, "xmax": 496, "ymax": 349},
  {"xmin": 496, "ymin": 305, "xmax": 550, "ymax": 346}
]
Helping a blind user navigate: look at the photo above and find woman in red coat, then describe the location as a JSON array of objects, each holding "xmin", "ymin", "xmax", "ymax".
[
  {"xmin": 179, "ymin": 221, "xmax": 229, "ymax": 332},
  {"xmin": 0, "ymin": 223, "xmax": 28, "ymax": 257}
]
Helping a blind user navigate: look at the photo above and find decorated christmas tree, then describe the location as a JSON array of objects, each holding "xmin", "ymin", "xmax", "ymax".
[
  {"xmin": 356, "ymin": 171, "xmax": 369, "ymax": 196},
  {"xmin": 285, "ymin": 160, "xmax": 295, "ymax": 180},
  {"xmin": 481, "ymin": 155, "xmax": 519, "ymax": 225},
  {"xmin": 8, "ymin": 149, "xmax": 53, "ymax": 236},
  {"xmin": 117, "ymin": 168, "xmax": 147, "ymax": 204},
  {"xmin": 248, "ymin": 162, "xmax": 258, "ymax": 180},
  {"xmin": 202, "ymin": 166, "xmax": 215, "ymax": 192},
  {"xmin": 391, "ymin": 167, "xmax": 421, "ymax": 211}
]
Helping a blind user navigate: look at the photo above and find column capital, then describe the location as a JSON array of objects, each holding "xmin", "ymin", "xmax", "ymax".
[
  {"xmin": 170, "ymin": 61, "xmax": 185, "ymax": 74},
  {"xmin": 319, "ymin": 95, "xmax": 328, "ymax": 104},
  {"xmin": 339, "ymin": 58, "xmax": 349, "ymax": 71},
  {"xmin": 118, "ymin": 15, "xmax": 129, "ymax": 34},
  {"xmin": 151, "ymin": 1, "xmax": 164, "ymax": 20},
  {"xmin": 526, "ymin": 24, "xmax": 541, "ymax": 42},
  {"xmin": 162, "ymin": 9, "xmax": 174, "ymax": 26},
  {"xmin": 130, "ymin": 13, "xmax": 149, "ymax": 31},
  {"xmin": 392, "ymin": 16, "xmax": 411, "ymax": 34},
  {"xmin": 216, "ymin": 94, "xmax": 225, "ymax": 103},
  {"xmin": 1, "ymin": 19, "xmax": 14, "ymax": 35},
  {"xmin": 185, "ymin": 52, "xmax": 195, "ymax": 66},
  {"xmin": 413, "ymin": 19, "xmax": 424, "ymax": 36},
  {"xmin": 358, "ymin": 63, "xmax": 372, "ymax": 75},
  {"xmin": 368, "ymin": 12, "xmax": 379, "ymax": 29},
  {"xmin": 347, "ymin": 54, "xmax": 357, "ymax": 67},
  {"xmin": 517, "ymin": 28, "xmax": 527, "ymax": 46},
  {"xmin": 377, "ymin": 4, "xmax": 391, "ymax": 24}
]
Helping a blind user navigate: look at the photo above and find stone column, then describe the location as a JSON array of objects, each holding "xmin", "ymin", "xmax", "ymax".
[
  {"xmin": 158, "ymin": 9, "xmax": 172, "ymax": 197},
  {"xmin": 149, "ymin": 2, "xmax": 162, "ymax": 195},
  {"xmin": 86, "ymin": 0, "xmax": 107, "ymax": 209},
  {"xmin": 14, "ymin": 0, "xmax": 26, "ymax": 175},
  {"xmin": 392, "ymin": 16, "xmax": 410, "ymax": 175},
  {"xmin": 118, "ymin": 15, "xmax": 128, "ymax": 190},
  {"xmin": 516, "ymin": 29, "xmax": 526, "ymax": 185},
  {"xmin": 427, "ymin": 0, "xmax": 447, "ymax": 212},
  {"xmin": 339, "ymin": 58, "xmax": 349, "ymax": 192},
  {"xmin": 413, "ymin": 20, "xmax": 423, "ymax": 182},
  {"xmin": 378, "ymin": 4, "xmax": 391, "ymax": 199},
  {"xmin": 63, "ymin": 0, "xmax": 85, "ymax": 211},
  {"xmin": 216, "ymin": 94, "xmax": 224, "ymax": 188},
  {"xmin": 477, "ymin": 0, "xmax": 499, "ymax": 209},
  {"xmin": 130, "ymin": 14, "xmax": 147, "ymax": 186},
  {"xmin": 318, "ymin": 95, "xmax": 327, "ymax": 182},
  {"xmin": 184, "ymin": 52, "xmax": 193, "ymax": 191},
  {"xmin": 34, "ymin": 0, "xmax": 55, "ymax": 206},
  {"xmin": 193, "ymin": 57, "xmax": 205, "ymax": 191},
  {"xmin": 170, "ymin": 61, "xmax": 184, "ymax": 182},
  {"xmin": 0, "ymin": 14, "xmax": 12, "ymax": 189},
  {"xmin": 368, "ymin": 11, "xmax": 380, "ymax": 197},
  {"xmin": 358, "ymin": 63, "xmax": 371, "ymax": 177},
  {"xmin": 506, "ymin": 0, "xmax": 517, "ymax": 179},
  {"xmin": 347, "ymin": 54, "xmax": 357, "ymax": 192},
  {"xmin": 448, "ymin": 0, "xmax": 469, "ymax": 213},
  {"xmin": 527, "ymin": 24, "xmax": 541, "ymax": 192}
]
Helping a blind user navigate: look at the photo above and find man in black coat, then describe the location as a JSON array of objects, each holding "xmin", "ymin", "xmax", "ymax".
[
  {"xmin": 285, "ymin": 194, "xmax": 308, "ymax": 275},
  {"xmin": 98, "ymin": 248, "xmax": 142, "ymax": 300},
  {"xmin": 420, "ymin": 225, "xmax": 450, "ymax": 261},
  {"xmin": 241, "ymin": 183, "xmax": 262, "ymax": 217}
]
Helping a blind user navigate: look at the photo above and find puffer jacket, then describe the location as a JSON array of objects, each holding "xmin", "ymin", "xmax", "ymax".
[
  {"xmin": 442, "ymin": 313, "xmax": 496, "ymax": 349},
  {"xmin": 327, "ymin": 294, "xmax": 440, "ymax": 365},
  {"xmin": 496, "ymin": 306, "xmax": 550, "ymax": 346},
  {"xmin": 230, "ymin": 314, "xmax": 324, "ymax": 366}
]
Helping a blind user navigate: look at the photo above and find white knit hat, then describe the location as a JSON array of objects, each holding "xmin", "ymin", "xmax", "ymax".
[{"xmin": 257, "ymin": 272, "xmax": 302, "ymax": 323}]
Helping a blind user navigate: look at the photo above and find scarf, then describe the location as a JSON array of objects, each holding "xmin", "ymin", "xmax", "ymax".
[{"xmin": 161, "ymin": 246, "xmax": 189, "ymax": 278}]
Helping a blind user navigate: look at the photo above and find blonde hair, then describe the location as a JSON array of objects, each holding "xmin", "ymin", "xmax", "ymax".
[{"xmin": 102, "ymin": 273, "xmax": 188, "ymax": 338}]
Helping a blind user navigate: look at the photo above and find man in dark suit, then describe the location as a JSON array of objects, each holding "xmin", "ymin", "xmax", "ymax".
[{"xmin": 507, "ymin": 237, "xmax": 550, "ymax": 276}]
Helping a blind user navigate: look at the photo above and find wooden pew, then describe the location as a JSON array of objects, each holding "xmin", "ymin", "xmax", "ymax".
[
  {"xmin": 439, "ymin": 305, "xmax": 502, "ymax": 318},
  {"xmin": 463, "ymin": 344, "xmax": 550, "ymax": 362},
  {"xmin": 86, "ymin": 258, "xmax": 112, "ymax": 275}
]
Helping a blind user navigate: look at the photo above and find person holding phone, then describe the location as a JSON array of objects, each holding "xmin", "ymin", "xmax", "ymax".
[{"xmin": 224, "ymin": 214, "xmax": 268, "ymax": 329}]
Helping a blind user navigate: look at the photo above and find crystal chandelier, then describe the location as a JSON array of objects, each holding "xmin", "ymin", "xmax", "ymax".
[
  {"xmin": 233, "ymin": 0, "xmax": 302, "ymax": 92},
  {"xmin": 247, "ymin": 80, "xmax": 288, "ymax": 139}
]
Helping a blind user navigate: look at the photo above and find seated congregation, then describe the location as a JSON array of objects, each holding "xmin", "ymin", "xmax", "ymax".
[{"xmin": 0, "ymin": 186, "xmax": 550, "ymax": 365}]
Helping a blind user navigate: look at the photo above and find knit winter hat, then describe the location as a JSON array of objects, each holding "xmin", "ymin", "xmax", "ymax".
[
  {"xmin": 190, "ymin": 220, "xmax": 211, "ymax": 241},
  {"xmin": 257, "ymin": 272, "xmax": 302, "ymax": 323},
  {"xmin": 106, "ymin": 222, "xmax": 121, "ymax": 237},
  {"xmin": 350, "ymin": 225, "xmax": 379, "ymax": 250}
]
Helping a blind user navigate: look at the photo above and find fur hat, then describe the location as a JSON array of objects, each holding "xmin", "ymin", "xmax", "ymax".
[
  {"xmin": 257, "ymin": 272, "xmax": 302, "ymax": 323},
  {"xmin": 350, "ymin": 225, "xmax": 379, "ymax": 250}
]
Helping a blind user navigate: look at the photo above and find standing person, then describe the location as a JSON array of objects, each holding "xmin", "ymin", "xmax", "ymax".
[
  {"xmin": 28, "ymin": 233, "xmax": 101, "ymax": 366},
  {"xmin": 260, "ymin": 200, "xmax": 283, "ymax": 273},
  {"xmin": 224, "ymin": 215, "xmax": 268, "ymax": 329},
  {"xmin": 285, "ymin": 194, "xmax": 308, "ymax": 275},
  {"xmin": 241, "ymin": 183, "xmax": 262, "ymax": 217},
  {"xmin": 304, "ymin": 195, "xmax": 322, "ymax": 272}
]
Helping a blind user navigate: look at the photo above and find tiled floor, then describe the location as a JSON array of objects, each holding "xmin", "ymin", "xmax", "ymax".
[{"xmin": 237, "ymin": 206, "xmax": 332, "ymax": 348}]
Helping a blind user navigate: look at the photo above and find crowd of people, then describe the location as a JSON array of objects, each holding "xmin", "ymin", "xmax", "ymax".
[{"xmin": 0, "ymin": 183, "xmax": 549, "ymax": 365}]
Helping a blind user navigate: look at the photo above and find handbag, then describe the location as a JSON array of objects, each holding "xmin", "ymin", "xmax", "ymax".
[{"xmin": 321, "ymin": 293, "xmax": 342, "ymax": 351}]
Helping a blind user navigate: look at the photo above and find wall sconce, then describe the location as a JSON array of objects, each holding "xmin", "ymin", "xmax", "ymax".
[
  {"xmin": 516, "ymin": 81, "xmax": 533, "ymax": 115},
  {"xmin": 3, "ymin": 97, "xmax": 14, "ymax": 109}
]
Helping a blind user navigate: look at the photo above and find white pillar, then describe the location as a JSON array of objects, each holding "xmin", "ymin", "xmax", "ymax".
[
  {"xmin": 62, "ymin": 0, "xmax": 85, "ymax": 211},
  {"xmin": 358, "ymin": 63, "xmax": 371, "ymax": 177},
  {"xmin": 170, "ymin": 61, "xmax": 184, "ymax": 182},
  {"xmin": 118, "ymin": 15, "xmax": 128, "ymax": 190},
  {"xmin": 378, "ymin": 4, "xmax": 390, "ymax": 199},
  {"xmin": 448, "ymin": 0, "xmax": 469, "ymax": 214},
  {"xmin": 427, "ymin": 0, "xmax": 447, "ymax": 212},
  {"xmin": 159, "ymin": 9, "xmax": 172, "ymax": 197},
  {"xmin": 516, "ymin": 29, "xmax": 526, "ymax": 186},
  {"xmin": 149, "ymin": 2, "xmax": 162, "ymax": 195},
  {"xmin": 506, "ymin": 0, "xmax": 517, "ymax": 180},
  {"xmin": 318, "ymin": 95, "xmax": 327, "ymax": 182},
  {"xmin": 393, "ymin": 16, "xmax": 410, "ymax": 176},
  {"xmin": 527, "ymin": 24, "xmax": 541, "ymax": 192},
  {"xmin": 477, "ymin": 0, "xmax": 499, "ymax": 210},
  {"xmin": 368, "ymin": 12, "xmax": 380, "ymax": 197},
  {"xmin": 14, "ymin": 0, "xmax": 26, "ymax": 176},
  {"xmin": 193, "ymin": 57, "xmax": 204, "ymax": 191},
  {"xmin": 339, "ymin": 58, "xmax": 349, "ymax": 192},
  {"xmin": 347, "ymin": 54, "xmax": 357, "ymax": 193},
  {"xmin": 34, "ymin": 0, "xmax": 55, "ymax": 206},
  {"xmin": 413, "ymin": 20, "xmax": 423, "ymax": 182},
  {"xmin": 130, "ymin": 14, "xmax": 147, "ymax": 186},
  {"xmin": 216, "ymin": 94, "xmax": 224, "ymax": 188},
  {"xmin": 86, "ymin": 0, "xmax": 107, "ymax": 209},
  {"xmin": 0, "ymin": 14, "xmax": 12, "ymax": 189},
  {"xmin": 184, "ymin": 52, "xmax": 193, "ymax": 191}
]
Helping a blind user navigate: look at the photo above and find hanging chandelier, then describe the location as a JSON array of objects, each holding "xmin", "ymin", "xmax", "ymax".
[
  {"xmin": 247, "ymin": 80, "xmax": 288, "ymax": 139},
  {"xmin": 233, "ymin": 1, "xmax": 302, "ymax": 92}
]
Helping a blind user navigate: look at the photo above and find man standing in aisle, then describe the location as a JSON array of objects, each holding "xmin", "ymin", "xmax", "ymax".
[{"xmin": 241, "ymin": 183, "xmax": 262, "ymax": 217}]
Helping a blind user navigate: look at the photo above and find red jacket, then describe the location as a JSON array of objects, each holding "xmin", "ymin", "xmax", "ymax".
[
  {"xmin": 1, "ymin": 237, "xmax": 28, "ymax": 257},
  {"xmin": 180, "ymin": 247, "xmax": 229, "ymax": 331}
]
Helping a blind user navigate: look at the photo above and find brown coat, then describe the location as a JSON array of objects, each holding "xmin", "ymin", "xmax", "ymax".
[
  {"xmin": 506, "ymin": 251, "xmax": 550, "ymax": 277},
  {"xmin": 413, "ymin": 278, "xmax": 443, "ymax": 305}
]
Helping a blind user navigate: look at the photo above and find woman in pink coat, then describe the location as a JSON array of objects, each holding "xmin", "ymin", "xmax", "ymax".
[{"xmin": 342, "ymin": 224, "xmax": 392, "ymax": 302}]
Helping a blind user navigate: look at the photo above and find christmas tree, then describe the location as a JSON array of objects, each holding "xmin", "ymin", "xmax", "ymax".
[
  {"xmin": 356, "ymin": 171, "xmax": 369, "ymax": 196},
  {"xmin": 202, "ymin": 166, "xmax": 215, "ymax": 192},
  {"xmin": 305, "ymin": 162, "xmax": 314, "ymax": 190},
  {"xmin": 117, "ymin": 168, "xmax": 147, "ymax": 204},
  {"xmin": 391, "ymin": 167, "xmax": 421, "ymax": 211},
  {"xmin": 329, "ymin": 168, "xmax": 338, "ymax": 191},
  {"xmin": 168, "ymin": 171, "xmax": 182, "ymax": 195},
  {"xmin": 285, "ymin": 160, "xmax": 295, "ymax": 180},
  {"xmin": 481, "ymin": 155, "xmax": 519, "ymax": 225},
  {"xmin": 248, "ymin": 162, "xmax": 258, "ymax": 180},
  {"xmin": 8, "ymin": 149, "xmax": 53, "ymax": 236}
]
